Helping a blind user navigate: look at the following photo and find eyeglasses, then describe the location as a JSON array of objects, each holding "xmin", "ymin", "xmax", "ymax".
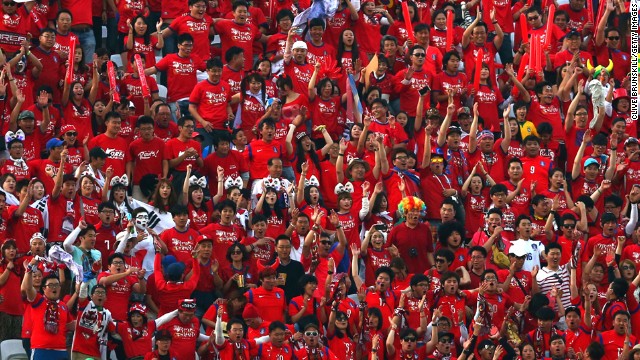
[
  {"xmin": 563, "ymin": 224, "xmax": 576, "ymax": 229},
  {"xmin": 45, "ymin": 283, "xmax": 61, "ymax": 289},
  {"xmin": 527, "ymin": 15, "xmax": 539, "ymax": 21},
  {"xmin": 111, "ymin": 261, "xmax": 125, "ymax": 265},
  {"xmin": 9, "ymin": 145, "xmax": 23, "ymax": 149},
  {"xmin": 483, "ymin": 344, "xmax": 496, "ymax": 350},
  {"xmin": 182, "ymin": 124, "xmax": 195, "ymax": 129},
  {"xmin": 93, "ymin": 290, "xmax": 107, "ymax": 295},
  {"xmin": 412, "ymin": 53, "xmax": 426, "ymax": 57},
  {"xmin": 483, "ymin": 277, "xmax": 497, "ymax": 281},
  {"xmin": 320, "ymin": 240, "xmax": 332, "ymax": 245},
  {"xmin": 403, "ymin": 337, "xmax": 417, "ymax": 342},
  {"xmin": 65, "ymin": 132, "xmax": 78, "ymax": 136},
  {"xmin": 608, "ymin": 36, "xmax": 620, "ymax": 40},
  {"xmin": 304, "ymin": 331, "xmax": 318, "ymax": 337},
  {"xmin": 621, "ymin": 265, "xmax": 634, "ymax": 271},
  {"xmin": 179, "ymin": 43, "xmax": 194, "ymax": 48},
  {"xmin": 395, "ymin": 156, "xmax": 408, "ymax": 161}
]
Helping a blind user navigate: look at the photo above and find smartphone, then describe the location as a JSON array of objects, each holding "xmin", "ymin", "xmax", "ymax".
[
  {"xmin": 419, "ymin": 85, "xmax": 431, "ymax": 96},
  {"xmin": 374, "ymin": 224, "xmax": 386, "ymax": 231}
]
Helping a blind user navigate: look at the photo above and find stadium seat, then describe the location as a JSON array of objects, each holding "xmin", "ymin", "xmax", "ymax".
[{"xmin": 0, "ymin": 339, "xmax": 28, "ymax": 360}]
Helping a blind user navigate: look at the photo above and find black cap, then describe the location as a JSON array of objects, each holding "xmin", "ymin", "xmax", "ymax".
[
  {"xmin": 154, "ymin": 329, "xmax": 172, "ymax": 341},
  {"xmin": 564, "ymin": 29, "xmax": 581, "ymax": 39}
]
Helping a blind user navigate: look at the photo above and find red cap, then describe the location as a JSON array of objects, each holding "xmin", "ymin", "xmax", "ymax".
[
  {"xmin": 197, "ymin": 235, "xmax": 213, "ymax": 244},
  {"xmin": 242, "ymin": 303, "xmax": 260, "ymax": 319},
  {"xmin": 178, "ymin": 299, "xmax": 197, "ymax": 312},
  {"xmin": 60, "ymin": 124, "xmax": 77, "ymax": 134}
]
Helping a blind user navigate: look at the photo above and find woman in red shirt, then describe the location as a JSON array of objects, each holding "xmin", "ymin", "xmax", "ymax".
[
  {"xmin": 78, "ymin": 174, "xmax": 102, "ymax": 225},
  {"xmin": 62, "ymin": 62, "xmax": 99, "ymax": 141},
  {"xmin": 232, "ymin": 73, "xmax": 266, "ymax": 143},
  {"xmin": 386, "ymin": 1, "xmax": 420, "ymax": 46},
  {"xmin": 181, "ymin": 165, "xmax": 213, "ymax": 231},
  {"xmin": 60, "ymin": 125, "xmax": 84, "ymax": 170},
  {"xmin": 0, "ymin": 239, "xmax": 25, "ymax": 340},
  {"xmin": 289, "ymin": 274, "xmax": 325, "ymax": 324},
  {"xmin": 277, "ymin": 74, "xmax": 310, "ymax": 128},
  {"xmin": 254, "ymin": 58, "xmax": 277, "ymax": 99},
  {"xmin": 308, "ymin": 62, "xmax": 345, "ymax": 143},
  {"xmin": 148, "ymin": 179, "xmax": 179, "ymax": 214},
  {"xmin": 70, "ymin": 47, "xmax": 92, "ymax": 92},
  {"xmin": 254, "ymin": 185, "xmax": 288, "ymax": 239},
  {"xmin": 220, "ymin": 243, "xmax": 257, "ymax": 297},
  {"xmin": 125, "ymin": 15, "xmax": 163, "ymax": 70}
]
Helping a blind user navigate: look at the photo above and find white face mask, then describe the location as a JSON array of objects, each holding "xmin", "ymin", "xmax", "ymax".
[{"xmin": 135, "ymin": 214, "xmax": 149, "ymax": 229}]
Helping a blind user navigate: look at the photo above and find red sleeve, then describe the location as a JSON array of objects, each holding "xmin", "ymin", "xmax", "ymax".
[
  {"xmin": 189, "ymin": 83, "xmax": 201, "ymax": 104},
  {"xmin": 155, "ymin": 56, "xmax": 169, "ymax": 72},
  {"xmin": 148, "ymin": 77, "xmax": 159, "ymax": 93}
]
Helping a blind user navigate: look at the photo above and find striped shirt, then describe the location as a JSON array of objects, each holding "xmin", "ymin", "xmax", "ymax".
[{"xmin": 536, "ymin": 264, "xmax": 571, "ymax": 310}]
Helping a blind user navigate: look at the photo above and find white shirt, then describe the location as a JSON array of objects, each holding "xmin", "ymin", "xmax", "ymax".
[{"xmin": 510, "ymin": 239, "xmax": 545, "ymax": 271}]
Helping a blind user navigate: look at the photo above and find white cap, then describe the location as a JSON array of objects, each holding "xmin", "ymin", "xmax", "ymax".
[
  {"xmin": 508, "ymin": 242, "xmax": 528, "ymax": 257},
  {"xmin": 292, "ymin": 41, "xmax": 308, "ymax": 50}
]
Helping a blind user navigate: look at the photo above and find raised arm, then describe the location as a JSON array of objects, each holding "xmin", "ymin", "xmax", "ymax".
[
  {"xmin": 468, "ymin": 103, "xmax": 479, "ymax": 153},
  {"xmin": 462, "ymin": 13, "xmax": 481, "ymax": 49}
]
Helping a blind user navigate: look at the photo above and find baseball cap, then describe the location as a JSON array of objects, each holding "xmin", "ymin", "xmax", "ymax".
[
  {"xmin": 447, "ymin": 126, "xmax": 462, "ymax": 136},
  {"xmin": 46, "ymin": 138, "xmax": 65, "ymax": 150},
  {"xmin": 154, "ymin": 329, "xmax": 172, "ymax": 341},
  {"xmin": 197, "ymin": 234, "xmax": 213, "ymax": 244},
  {"xmin": 564, "ymin": 29, "xmax": 581, "ymax": 39},
  {"xmin": 625, "ymin": 137, "xmax": 639, "ymax": 147},
  {"xmin": 178, "ymin": 299, "xmax": 197, "ymax": 312},
  {"xmin": 242, "ymin": 303, "xmax": 260, "ymax": 319},
  {"xmin": 583, "ymin": 158, "xmax": 599, "ymax": 168},
  {"xmin": 292, "ymin": 41, "xmax": 307, "ymax": 50},
  {"xmin": 295, "ymin": 131, "xmax": 309, "ymax": 141},
  {"xmin": 60, "ymin": 124, "xmax": 77, "ymax": 134},
  {"xmin": 129, "ymin": 303, "xmax": 147, "ymax": 316},
  {"xmin": 508, "ymin": 242, "xmax": 528, "ymax": 257},
  {"xmin": 17, "ymin": 110, "xmax": 35, "ymax": 121},
  {"xmin": 89, "ymin": 147, "xmax": 108, "ymax": 159}
]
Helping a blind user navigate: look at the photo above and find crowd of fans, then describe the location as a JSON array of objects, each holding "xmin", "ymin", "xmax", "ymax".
[{"xmin": 0, "ymin": 0, "xmax": 635, "ymax": 358}]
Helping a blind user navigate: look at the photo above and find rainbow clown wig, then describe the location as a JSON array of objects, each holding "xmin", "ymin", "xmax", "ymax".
[{"xmin": 397, "ymin": 196, "xmax": 427, "ymax": 218}]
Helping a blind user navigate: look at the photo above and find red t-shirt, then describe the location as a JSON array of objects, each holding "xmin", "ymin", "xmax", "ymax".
[
  {"xmin": 246, "ymin": 286, "xmax": 287, "ymax": 322},
  {"xmin": 88, "ymin": 134, "xmax": 129, "ymax": 177},
  {"xmin": 124, "ymin": 35, "xmax": 159, "ymax": 69},
  {"xmin": 62, "ymin": 99, "xmax": 94, "ymax": 141},
  {"xmin": 473, "ymin": 84, "xmax": 504, "ymax": 132},
  {"xmin": 246, "ymin": 139, "xmax": 283, "ymax": 180},
  {"xmin": 129, "ymin": 137, "xmax": 165, "ymax": 184},
  {"xmin": 97, "ymin": 271, "xmax": 139, "ymax": 321},
  {"xmin": 283, "ymin": 60, "xmax": 314, "ymax": 95},
  {"xmin": 160, "ymin": 227, "xmax": 199, "ymax": 265},
  {"xmin": 116, "ymin": 321, "xmax": 156, "ymax": 359},
  {"xmin": 188, "ymin": 79, "xmax": 233, "ymax": 129},
  {"xmin": 120, "ymin": 74, "xmax": 159, "ymax": 116},
  {"xmin": 163, "ymin": 137, "xmax": 202, "ymax": 172},
  {"xmin": 47, "ymin": 194, "xmax": 82, "ymax": 244},
  {"xmin": 200, "ymin": 222, "xmax": 245, "ymax": 266},
  {"xmin": 155, "ymin": 53, "xmax": 205, "ymax": 102},
  {"xmin": 395, "ymin": 68, "xmax": 433, "ymax": 117},
  {"xmin": 387, "ymin": 222, "xmax": 433, "ymax": 274},
  {"xmin": 214, "ymin": 20, "xmax": 261, "ymax": 71},
  {"xmin": 160, "ymin": 317, "xmax": 201, "ymax": 360},
  {"xmin": 29, "ymin": 294, "xmax": 72, "ymax": 350},
  {"xmin": 169, "ymin": 14, "xmax": 213, "ymax": 61}
]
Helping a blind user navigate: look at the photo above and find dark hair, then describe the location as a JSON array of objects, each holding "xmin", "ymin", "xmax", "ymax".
[
  {"xmin": 440, "ymin": 271, "xmax": 460, "ymax": 284},
  {"xmin": 130, "ymin": 15, "xmax": 151, "ymax": 44},
  {"xmin": 177, "ymin": 116, "xmax": 195, "ymax": 127},
  {"xmin": 269, "ymin": 321, "xmax": 286, "ymax": 332},
  {"xmin": 442, "ymin": 51, "xmax": 461, "ymax": 70},
  {"xmin": 177, "ymin": 33, "xmax": 194, "ymax": 45},
  {"xmin": 298, "ymin": 274, "xmax": 318, "ymax": 288},
  {"xmin": 515, "ymin": 214, "xmax": 532, "ymax": 229},
  {"xmin": 604, "ymin": 194, "xmax": 623, "ymax": 208},
  {"xmin": 40, "ymin": 27, "xmax": 56, "ymax": 37},
  {"xmin": 437, "ymin": 221, "xmax": 465, "ymax": 246},
  {"xmin": 275, "ymin": 235, "xmax": 291, "ymax": 246},
  {"xmin": 206, "ymin": 57, "xmax": 223, "ymax": 70},
  {"xmin": 295, "ymin": 137, "xmax": 321, "ymax": 175},
  {"xmin": 409, "ymin": 274, "xmax": 429, "ymax": 287},
  {"xmin": 189, "ymin": 0, "xmax": 206, "ymax": 5},
  {"xmin": 275, "ymin": 9, "xmax": 294, "ymax": 22},
  {"xmin": 232, "ymin": 0, "xmax": 249, "ymax": 10},
  {"xmin": 545, "ymin": 242, "xmax": 562, "ymax": 254},
  {"xmin": 413, "ymin": 23, "xmax": 430, "ymax": 33},
  {"xmin": 136, "ymin": 115, "xmax": 155, "ymax": 128},
  {"xmin": 611, "ymin": 278, "xmax": 629, "ymax": 298},
  {"xmin": 434, "ymin": 248, "xmax": 455, "ymax": 264},
  {"xmin": 225, "ymin": 46, "xmax": 244, "ymax": 63},
  {"xmin": 489, "ymin": 184, "xmax": 508, "ymax": 196},
  {"xmin": 536, "ymin": 122, "xmax": 553, "ymax": 136},
  {"xmin": 218, "ymin": 199, "xmax": 237, "ymax": 213},
  {"xmin": 481, "ymin": 269, "xmax": 497, "ymax": 281},
  {"xmin": 258, "ymin": 187, "xmax": 284, "ymax": 220},
  {"xmin": 469, "ymin": 246, "xmax": 487, "ymax": 257},
  {"xmin": 399, "ymin": 327, "xmax": 418, "ymax": 340},
  {"xmin": 151, "ymin": 179, "xmax": 178, "ymax": 213},
  {"xmin": 98, "ymin": 202, "xmax": 117, "ymax": 213},
  {"xmin": 585, "ymin": 342, "xmax": 604, "ymax": 360},
  {"xmin": 374, "ymin": 266, "xmax": 395, "ymax": 282},
  {"xmin": 170, "ymin": 204, "xmax": 189, "ymax": 217},
  {"xmin": 108, "ymin": 252, "xmax": 125, "ymax": 265},
  {"xmin": 240, "ymin": 72, "xmax": 266, "ymax": 106},
  {"xmin": 226, "ymin": 243, "xmax": 249, "ymax": 262},
  {"xmin": 79, "ymin": 223, "xmax": 96, "ymax": 237},
  {"xmin": 371, "ymin": 191, "xmax": 389, "ymax": 214},
  {"xmin": 367, "ymin": 307, "xmax": 383, "ymax": 330},
  {"xmin": 226, "ymin": 317, "xmax": 247, "ymax": 334}
]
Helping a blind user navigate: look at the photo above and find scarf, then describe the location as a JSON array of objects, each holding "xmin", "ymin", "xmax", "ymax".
[
  {"xmin": 393, "ymin": 167, "xmax": 420, "ymax": 187},
  {"xmin": 44, "ymin": 299, "xmax": 60, "ymax": 334},
  {"xmin": 474, "ymin": 293, "xmax": 492, "ymax": 335},
  {"xmin": 234, "ymin": 90, "xmax": 264, "ymax": 129},
  {"xmin": 9, "ymin": 156, "xmax": 27, "ymax": 170},
  {"xmin": 533, "ymin": 327, "xmax": 558, "ymax": 359},
  {"xmin": 78, "ymin": 301, "xmax": 107, "ymax": 338},
  {"xmin": 233, "ymin": 341, "xmax": 246, "ymax": 360},
  {"xmin": 432, "ymin": 349, "xmax": 452, "ymax": 360},
  {"xmin": 399, "ymin": 350, "xmax": 420, "ymax": 359},
  {"xmin": 49, "ymin": 245, "xmax": 83, "ymax": 283},
  {"xmin": 131, "ymin": 325, "xmax": 146, "ymax": 341}
]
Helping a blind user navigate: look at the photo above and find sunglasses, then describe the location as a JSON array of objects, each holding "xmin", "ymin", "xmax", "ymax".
[
  {"xmin": 563, "ymin": 224, "xmax": 576, "ymax": 229},
  {"xmin": 305, "ymin": 331, "xmax": 319, "ymax": 337},
  {"xmin": 320, "ymin": 240, "xmax": 332, "ymax": 245},
  {"xmin": 483, "ymin": 345, "xmax": 496, "ymax": 350},
  {"xmin": 66, "ymin": 132, "xmax": 78, "ymax": 136},
  {"xmin": 231, "ymin": 251, "xmax": 243, "ymax": 254},
  {"xmin": 412, "ymin": 53, "xmax": 426, "ymax": 57},
  {"xmin": 435, "ymin": 258, "xmax": 446, "ymax": 263},
  {"xmin": 527, "ymin": 15, "xmax": 539, "ymax": 20},
  {"xmin": 608, "ymin": 36, "xmax": 620, "ymax": 40},
  {"xmin": 621, "ymin": 265, "xmax": 634, "ymax": 271},
  {"xmin": 431, "ymin": 158, "xmax": 444, "ymax": 163},
  {"xmin": 403, "ymin": 337, "xmax": 417, "ymax": 342},
  {"xmin": 336, "ymin": 316, "xmax": 348, "ymax": 321},
  {"xmin": 3, "ymin": 2, "xmax": 16, "ymax": 5},
  {"xmin": 439, "ymin": 338, "xmax": 454, "ymax": 344}
]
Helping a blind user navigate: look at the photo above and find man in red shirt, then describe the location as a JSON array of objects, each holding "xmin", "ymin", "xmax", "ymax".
[
  {"xmin": 528, "ymin": 82, "xmax": 568, "ymax": 142},
  {"xmin": 462, "ymin": 14, "xmax": 503, "ymax": 81},
  {"xmin": 395, "ymin": 45, "xmax": 433, "ymax": 118},
  {"xmin": 153, "ymin": 103, "xmax": 179, "ymax": 141},
  {"xmin": 163, "ymin": 116, "xmax": 203, "ymax": 190},
  {"xmin": 558, "ymin": 0, "xmax": 592, "ymax": 34},
  {"xmin": 147, "ymin": 34, "xmax": 206, "ymax": 118},
  {"xmin": 71, "ymin": 284, "xmax": 115, "ymax": 360},
  {"xmin": 160, "ymin": 299, "xmax": 208, "ymax": 360},
  {"xmin": 8, "ymin": 180, "xmax": 43, "ymax": 255},
  {"xmin": 121, "ymin": 55, "xmax": 160, "ymax": 116},
  {"xmin": 29, "ymin": 138, "xmax": 73, "ymax": 195},
  {"xmin": 221, "ymin": 46, "xmax": 245, "ymax": 96},
  {"xmin": 189, "ymin": 57, "xmax": 237, "ymax": 150},
  {"xmin": 163, "ymin": 0, "xmax": 213, "ymax": 62},
  {"xmin": 247, "ymin": 118, "xmax": 284, "ymax": 181},
  {"xmin": 521, "ymin": 135, "xmax": 553, "ymax": 194},
  {"xmin": 598, "ymin": 311, "xmax": 638, "ymax": 360},
  {"xmin": 88, "ymin": 112, "xmax": 129, "ymax": 177},
  {"xmin": 21, "ymin": 265, "xmax": 73, "ymax": 360},
  {"xmin": 48, "ymin": 154, "xmax": 82, "ymax": 244},
  {"xmin": 98, "ymin": 253, "xmax": 146, "ymax": 322},
  {"xmin": 283, "ymin": 30, "xmax": 314, "ymax": 95},
  {"xmin": 387, "ymin": 197, "xmax": 434, "ymax": 273},
  {"xmin": 160, "ymin": 205, "xmax": 200, "ymax": 265},
  {"xmin": 31, "ymin": 29, "xmax": 66, "ymax": 105},
  {"xmin": 581, "ymin": 212, "xmax": 618, "ymax": 272},
  {"xmin": 202, "ymin": 132, "xmax": 249, "ymax": 198},
  {"xmin": 128, "ymin": 116, "xmax": 164, "ymax": 201},
  {"xmin": 213, "ymin": 1, "xmax": 267, "ymax": 71},
  {"xmin": 245, "ymin": 266, "xmax": 287, "ymax": 323}
]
